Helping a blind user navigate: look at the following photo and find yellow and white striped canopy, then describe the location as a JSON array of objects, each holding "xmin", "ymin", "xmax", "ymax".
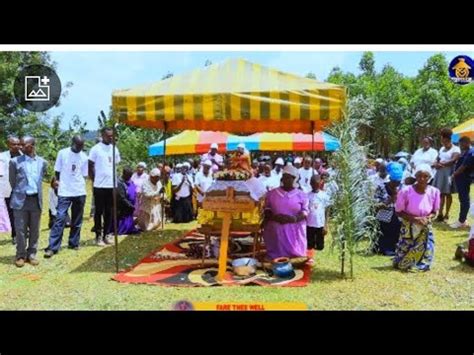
[{"xmin": 112, "ymin": 59, "xmax": 346, "ymax": 134}]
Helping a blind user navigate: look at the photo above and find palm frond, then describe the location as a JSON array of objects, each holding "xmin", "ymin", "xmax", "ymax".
[{"xmin": 327, "ymin": 112, "xmax": 379, "ymax": 278}]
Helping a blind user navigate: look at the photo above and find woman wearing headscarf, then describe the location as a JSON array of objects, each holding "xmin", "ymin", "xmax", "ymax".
[
  {"xmin": 393, "ymin": 164, "xmax": 440, "ymax": 272},
  {"xmin": 262, "ymin": 165, "xmax": 309, "ymax": 260},
  {"xmin": 433, "ymin": 128, "xmax": 460, "ymax": 222},
  {"xmin": 374, "ymin": 162, "xmax": 403, "ymax": 256},
  {"xmin": 131, "ymin": 162, "xmax": 149, "ymax": 217},
  {"xmin": 137, "ymin": 168, "xmax": 163, "ymax": 231},
  {"xmin": 117, "ymin": 167, "xmax": 140, "ymax": 235}
]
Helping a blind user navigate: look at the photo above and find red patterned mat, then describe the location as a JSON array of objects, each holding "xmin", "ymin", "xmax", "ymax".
[{"xmin": 113, "ymin": 230, "xmax": 311, "ymax": 287}]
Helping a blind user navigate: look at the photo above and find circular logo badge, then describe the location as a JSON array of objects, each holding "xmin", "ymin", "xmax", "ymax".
[
  {"xmin": 448, "ymin": 55, "xmax": 474, "ymax": 85},
  {"xmin": 172, "ymin": 300, "xmax": 194, "ymax": 311},
  {"xmin": 13, "ymin": 64, "xmax": 62, "ymax": 112}
]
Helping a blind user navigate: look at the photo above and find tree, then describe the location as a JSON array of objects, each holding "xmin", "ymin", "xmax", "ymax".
[
  {"xmin": 162, "ymin": 72, "xmax": 174, "ymax": 80},
  {"xmin": 116, "ymin": 126, "xmax": 164, "ymax": 168},
  {"xmin": 306, "ymin": 72, "xmax": 317, "ymax": 80},
  {"xmin": 327, "ymin": 52, "xmax": 474, "ymax": 155},
  {"xmin": 359, "ymin": 51, "xmax": 375, "ymax": 77},
  {"xmin": 409, "ymin": 54, "xmax": 466, "ymax": 149},
  {"xmin": 0, "ymin": 51, "xmax": 73, "ymax": 151}
]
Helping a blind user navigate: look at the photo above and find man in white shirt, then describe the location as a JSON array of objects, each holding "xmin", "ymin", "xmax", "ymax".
[
  {"xmin": 298, "ymin": 156, "xmax": 316, "ymax": 193},
  {"xmin": 272, "ymin": 157, "xmax": 285, "ymax": 180},
  {"xmin": 171, "ymin": 162, "xmax": 194, "ymax": 223},
  {"xmin": 194, "ymin": 160, "xmax": 214, "ymax": 207},
  {"xmin": 293, "ymin": 157, "xmax": 302, "ymax": 169},
  {"xmin": 201, "ymin": 143, "xmax": 223, "ymax": 173},
  {"xmin": 258, "ymin": 163, "xmax": 280, "ymax": 191},
  {"xmin": 45, "ymin": 136, "xmax": 88, "ymax": 257},
  {"xmin": 0, "ymin": 136, "xmax": 22, "ymax": 244},
  {"xmin": 88, "ymin": 127, "xmax": 121, "ymax": 246}
]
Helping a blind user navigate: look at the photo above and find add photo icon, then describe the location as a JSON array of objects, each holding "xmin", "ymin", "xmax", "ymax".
[{"xmin": 14, "ymin": 64, "xmax": 61, "ymax": 112}]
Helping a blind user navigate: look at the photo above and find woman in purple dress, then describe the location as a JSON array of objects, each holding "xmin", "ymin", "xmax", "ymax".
[
  {"xmin": 262, "ymin": 165, "xmax": 309, "ymax": 260},
  {"xmin": 117, "ymin": 167, "xmax": 140, "ymax": 235}
]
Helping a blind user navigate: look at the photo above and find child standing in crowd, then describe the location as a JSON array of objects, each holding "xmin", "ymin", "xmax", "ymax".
[{"xmin": 306, "ymin": 175, "xmax": 331, "ymax": 265}]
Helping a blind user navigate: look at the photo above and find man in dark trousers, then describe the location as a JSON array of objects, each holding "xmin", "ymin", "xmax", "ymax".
[
  {"xmin": 88, "ymin": 127, "xmax": 121, "ymax": 246},
  {"xmin": 9, "ymin": 136, "xmax": 47, "ymax": 267},
  {"xmin": 44, "ymin": 136, "xmax": 89, "ymax": 257}
]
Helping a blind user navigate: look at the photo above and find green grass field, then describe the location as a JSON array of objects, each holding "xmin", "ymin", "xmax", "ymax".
[{"xmin": 0, "ymin": 183, "xmax": 473, "ymax": 310}]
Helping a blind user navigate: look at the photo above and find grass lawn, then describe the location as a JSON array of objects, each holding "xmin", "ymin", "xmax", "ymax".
[{"xmin": 0, "ymin": 183, "xmax": 473, "ymax": 310}]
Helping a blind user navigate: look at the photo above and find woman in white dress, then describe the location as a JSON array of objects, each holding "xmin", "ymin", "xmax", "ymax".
[{"xmin": 410, "ymin": 136, "xmax": 438, "ymax": 180}]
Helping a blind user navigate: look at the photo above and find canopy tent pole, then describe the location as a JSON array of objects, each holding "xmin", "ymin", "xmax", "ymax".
[
  {"xmin": 161, "ymin": 122, "xmax": 167, "ymax": 230},
  {"xmin": 311, "ymin": 121, "xmax": 315, "ymax": 175},
  {"xmin": 107, "ymin": 111, "xmax": 119, "ymax": 274}
]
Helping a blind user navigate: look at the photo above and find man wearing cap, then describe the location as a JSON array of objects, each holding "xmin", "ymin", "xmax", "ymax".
[
  {"xmin": 194, "ymin": 160, "xmax": 214, "ymax": 207},
  {"xmin": 293, "ymin": 157, "xmax": 302, "ymax": 169},
  {"xmin": 272, "ymin": 157, "xmax": 285, "ymax": 181},
  {"xmin": 201, "ymin": 143, "xmax": 223, "ymax": 173},
  {"xmin": 262, "ymin": 165, "xmax": 309, "ymax": 260},
  {"xmin": 137, "ymin": 168, "xmax": 163, "ymax": 231}
]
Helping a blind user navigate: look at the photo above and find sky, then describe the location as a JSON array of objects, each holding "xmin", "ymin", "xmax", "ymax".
[{"xmin": 44, "ymin": 49, "xmax": 474, "ymax": 130}]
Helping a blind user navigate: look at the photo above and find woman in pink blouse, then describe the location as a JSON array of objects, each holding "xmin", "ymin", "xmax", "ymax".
[
  {"xmin": 262, "ymin": 165, "xmax": 309, "ymax": 260},
  {"xmin": 394, "ymin": 163, "xmax": 441, "ymax": 271}
]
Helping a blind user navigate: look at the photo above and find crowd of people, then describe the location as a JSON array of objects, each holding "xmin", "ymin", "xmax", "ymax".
[
  {"xmin": 0, "ymin": 126, "xmax": 473, "ymax": 270},
  {"xmin": 369, "ymin": 128, "xmax": 474, "ymax": 270}
]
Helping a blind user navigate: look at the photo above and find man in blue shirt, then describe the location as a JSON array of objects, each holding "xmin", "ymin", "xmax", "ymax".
[
  {"xmin": 451, "ymin": 136, "xmax": 474, "ymax": 229},
  {"xmin": 9, "ymin": 136, "xmax": 47, "ymax": 267}
]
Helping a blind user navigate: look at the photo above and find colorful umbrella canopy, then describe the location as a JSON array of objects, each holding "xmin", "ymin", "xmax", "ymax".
[
  {"xmin": 113, "ymin": 58, "xmax": 346, "ymax": 134},
  {"xmin": 148, "ymin": 130, "xmax": 340, "ymax": 156},
  {"xmin": 452, "ymin": 117, "xmax": 474, "ymax": 143}
]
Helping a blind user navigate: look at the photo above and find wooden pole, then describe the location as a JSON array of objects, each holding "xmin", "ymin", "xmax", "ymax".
[
  {"xmin": 105, "ymin": 110, "xmax": 119, "ymax": 274},
  {"xmin": 311, "ymin": 121, "xmax": 315, "ymax": 175},
  {"xmin": 162, "ymin": 122, "xmax": 167, "ymax": 230},
  {"xmin": 217, "ymin": 212, "xmax": 231, "ymax": 282}
]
